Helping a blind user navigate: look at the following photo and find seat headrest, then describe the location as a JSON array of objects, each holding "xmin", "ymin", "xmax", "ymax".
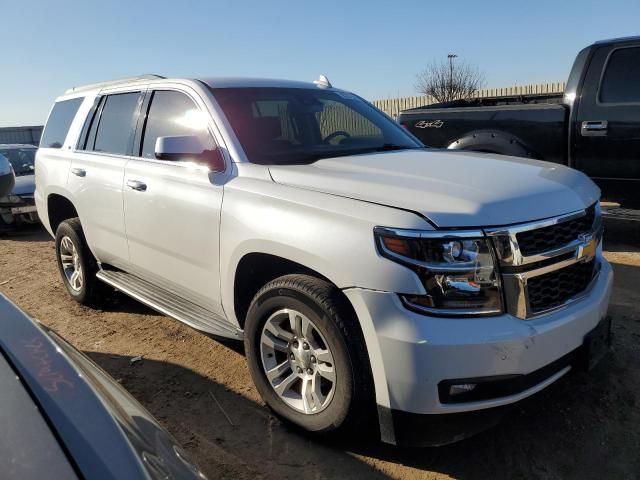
[{"xmin": 253, "ymin": 116, "xmax": 282, "ymax": 140}]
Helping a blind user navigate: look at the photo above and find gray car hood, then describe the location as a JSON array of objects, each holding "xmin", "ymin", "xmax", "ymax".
[
  {"xmin": 0, "ymin": 354, "xmax": 77, "ymax": 479},
  {"xmin": 268, "ymin": 149, "xmax": 600, "ymax": 227}
]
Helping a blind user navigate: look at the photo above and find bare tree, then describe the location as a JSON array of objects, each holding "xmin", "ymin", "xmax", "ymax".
[{"xmin": 415, "ymin": 57, "xmax": 486, "ymax": 103}]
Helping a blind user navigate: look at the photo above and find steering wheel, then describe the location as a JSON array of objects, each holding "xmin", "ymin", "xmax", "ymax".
[{"xmin": 323, "ymin": 131, "xmax": 351, "ymax": 144}]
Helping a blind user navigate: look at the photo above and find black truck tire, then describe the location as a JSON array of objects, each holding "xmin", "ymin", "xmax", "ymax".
[{"xmin": 244, "ymin": 274, "xmax": 375, "ymax": 436}]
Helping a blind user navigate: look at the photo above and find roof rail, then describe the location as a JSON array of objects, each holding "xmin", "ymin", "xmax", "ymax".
[
  {"xmin": 65, "ymin": 74, "xmax": 166, "ymax": 94},
  {"xmin": 594, "ymin": 35, "xmax": 640, "ymax": 45}
]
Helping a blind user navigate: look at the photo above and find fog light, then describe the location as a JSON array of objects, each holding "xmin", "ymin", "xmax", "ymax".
[{"xmin": 449, "ymin": 383, "xmax": 477, "ymax": 396}]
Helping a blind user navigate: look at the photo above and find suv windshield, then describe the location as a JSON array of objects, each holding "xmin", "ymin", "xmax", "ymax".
[
  {"xmin": 211, "ymin": 87, "xmax": 422, "ymax": 165},
  {"xmin": 0, "ymin": 147, "xmax": 36, "ymax": 176}
]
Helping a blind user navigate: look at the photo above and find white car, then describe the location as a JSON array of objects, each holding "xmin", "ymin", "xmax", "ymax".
[{"xmin": 35, "ymin": 74, "xmax": 613, "ymax": 446}]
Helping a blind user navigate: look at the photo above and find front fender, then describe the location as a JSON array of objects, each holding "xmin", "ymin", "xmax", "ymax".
[{"xmin": 219, "ymin": 178, "xmax": 430, "ymax": 324}]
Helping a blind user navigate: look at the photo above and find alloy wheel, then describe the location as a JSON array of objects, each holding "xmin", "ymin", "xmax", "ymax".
[
  {"xmin": 59, "ymin": 236, "xmax": 83, "ymax": 292},
  {"xmin": 260, "ymin": 308, "xmax": 337, "ymax": 414}
]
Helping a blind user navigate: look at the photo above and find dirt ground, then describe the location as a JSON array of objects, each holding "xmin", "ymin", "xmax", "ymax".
[{"xmin": 1, "ymin": 219, "xmax": 639, "ymax": 480}]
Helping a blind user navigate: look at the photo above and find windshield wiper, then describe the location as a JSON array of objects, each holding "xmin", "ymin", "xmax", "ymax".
[{"xmin": 288, "ymin": 150, "xmax": 371, "ymax": 164}]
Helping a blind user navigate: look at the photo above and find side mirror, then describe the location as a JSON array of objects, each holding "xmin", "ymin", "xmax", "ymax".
[
  {"xmin": 154, "ymin": 136, "xmax": 225, "ymax": 172},
  {"xmin": 0, "ymin": 154, "xmax": 15, "ymax": 197}
]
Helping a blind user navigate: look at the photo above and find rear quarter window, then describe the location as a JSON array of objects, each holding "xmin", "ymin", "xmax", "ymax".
[{"xmin": 40, "ymin": 98, "xmax": 84, "ymax": 149}]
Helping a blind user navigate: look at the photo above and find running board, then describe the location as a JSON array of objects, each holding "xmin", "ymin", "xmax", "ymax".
[{"xmin": 96, "ymin": 269, "xmax": 242, "ymax": 340}]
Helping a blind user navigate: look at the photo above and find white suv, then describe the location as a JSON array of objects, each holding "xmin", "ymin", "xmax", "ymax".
[{"xmin": 36, "ymin": 74, "xmax": 613, "ymax": 446}]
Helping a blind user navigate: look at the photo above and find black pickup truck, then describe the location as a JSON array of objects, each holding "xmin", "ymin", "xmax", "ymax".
[{"xmin": 399, "ymin": 36, "xmax": 640, "ymax": 207}]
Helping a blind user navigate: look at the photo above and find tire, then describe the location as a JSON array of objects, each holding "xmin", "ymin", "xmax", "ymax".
[
  {"xmin": 244, "ymin": 274, "xmax": 374, "ymax": 436},
  {"xmin": 55, "ymin": 218, "xmax": 108, "ymax": 306},
  {"xmin": 0, "ymin": 210, "xmax": 15, "ymax": 227}
]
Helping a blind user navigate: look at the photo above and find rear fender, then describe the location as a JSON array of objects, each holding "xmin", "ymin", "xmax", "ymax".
[{"xmin": 448, "ymin": 130, "xmax": 537, "ymax": 159}]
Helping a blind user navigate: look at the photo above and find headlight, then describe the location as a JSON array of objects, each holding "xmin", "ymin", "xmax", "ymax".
[{"xmin": 374, "ymin": 227, "xmax": 503, "ymax": 316}]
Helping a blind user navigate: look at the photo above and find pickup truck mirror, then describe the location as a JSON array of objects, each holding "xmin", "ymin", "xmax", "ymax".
[{"xmin": 154, "ymin": 136, "xmax": 225, "ymax": 172}]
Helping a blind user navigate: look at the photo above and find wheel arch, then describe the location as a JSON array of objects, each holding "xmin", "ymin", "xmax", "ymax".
[
  {"xmin": 47, "ymin": 193, "xmax": 80, "ymax": 234},
  {"xmin": 229, "ymin": 249, "xmax": 387, "ymax": 432},
  {"xmin": 447, "ymin": 129, "xmax": 538, "ymax": 158},
  {"xmin": 232, "ymin": 251, "xmax": 336, "ymax": 330}
]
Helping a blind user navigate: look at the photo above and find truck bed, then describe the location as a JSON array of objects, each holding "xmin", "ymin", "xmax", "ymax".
[
  {"xmin": 410, "ymin": 92, "xmax": 564, "ymax": 109},
  {"xmin": 399, "ymin": 102, "xmax": 568, "ymax": 165}
]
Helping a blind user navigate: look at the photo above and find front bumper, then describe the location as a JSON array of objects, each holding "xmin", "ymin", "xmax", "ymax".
[
  {"xmin": 344, "ymin": 257, "xmax": 613, "ymax": 443},
  {"xmin": 0, "ymin": 194, "xmax": 39, "ymax": 224}
]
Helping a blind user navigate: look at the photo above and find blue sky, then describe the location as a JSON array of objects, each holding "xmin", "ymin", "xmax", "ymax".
[{"xmin": 1, "ymin": 0, "xmax": 639, "ymax": 126}]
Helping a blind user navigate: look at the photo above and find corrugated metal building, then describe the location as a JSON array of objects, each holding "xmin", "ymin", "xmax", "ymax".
[{"xmin": 0, "ymin": 126, "xmax": 43, "ymax": 146}]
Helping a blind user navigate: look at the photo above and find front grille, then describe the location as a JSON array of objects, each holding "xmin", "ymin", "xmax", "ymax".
[
  {"xmin": 527, "ymin": 260, "xmax": 596, "ymax": 314},
  {"xmin": 516, "ymin": 204, "xmax": 596, "ymax": 256}
]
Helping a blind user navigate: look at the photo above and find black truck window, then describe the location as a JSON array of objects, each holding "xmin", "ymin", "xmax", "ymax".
[{"xmin": 599, "ymin": 47, "xmax": 640, "ymax": 104}]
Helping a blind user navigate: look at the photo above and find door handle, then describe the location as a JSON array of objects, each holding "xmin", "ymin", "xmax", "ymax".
[
  {"xmin": 71, "ymin": 168, "xmax": 86, "ymax": 177},
  {"xmin": 126, "ymin": 179, "xmax": 147, "ymax": 192},
  {"xmin": 581, "ymin": 120, "xmax": 608, "ymax": 137}
]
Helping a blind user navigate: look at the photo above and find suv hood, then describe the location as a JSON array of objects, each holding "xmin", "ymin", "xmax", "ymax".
[{"xmin": 268, "ymin": 149, "xmax": 600, "ymax": 228}]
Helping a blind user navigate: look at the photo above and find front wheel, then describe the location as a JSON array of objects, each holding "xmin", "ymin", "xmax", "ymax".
[{"xmin": 244, "ymin": 274, "xmax": 374, "ymax": 435}]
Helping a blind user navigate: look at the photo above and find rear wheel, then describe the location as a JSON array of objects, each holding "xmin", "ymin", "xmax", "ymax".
[
  {"xmin": 55, "ymin": 218, "xmax": 108, "ymax": 306},
  {"xmin": 244, "ymin": 274, "xmax": 374, "ymax": 435}
]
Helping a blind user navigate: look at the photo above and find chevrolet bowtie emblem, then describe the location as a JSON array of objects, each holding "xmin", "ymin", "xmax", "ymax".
[{"xmin": 577, "ymin": 233, "xmax": 597, "ymax": 262}]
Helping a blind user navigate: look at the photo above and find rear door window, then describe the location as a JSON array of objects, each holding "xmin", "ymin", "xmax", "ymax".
[
  {"xmin": 599, "ymin": 47, "xmax": 640, "ymax": 104},
  {"xmin": 40, "ymin": 98, "xmax": 83, "ymax": 148},
  {"xmin": 140, "ymin": 90, "xmax": 213, "ymax": 159},
  {"xmin": 92, "ymin": 92, "xmax": 141, "ymax": 155}
]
